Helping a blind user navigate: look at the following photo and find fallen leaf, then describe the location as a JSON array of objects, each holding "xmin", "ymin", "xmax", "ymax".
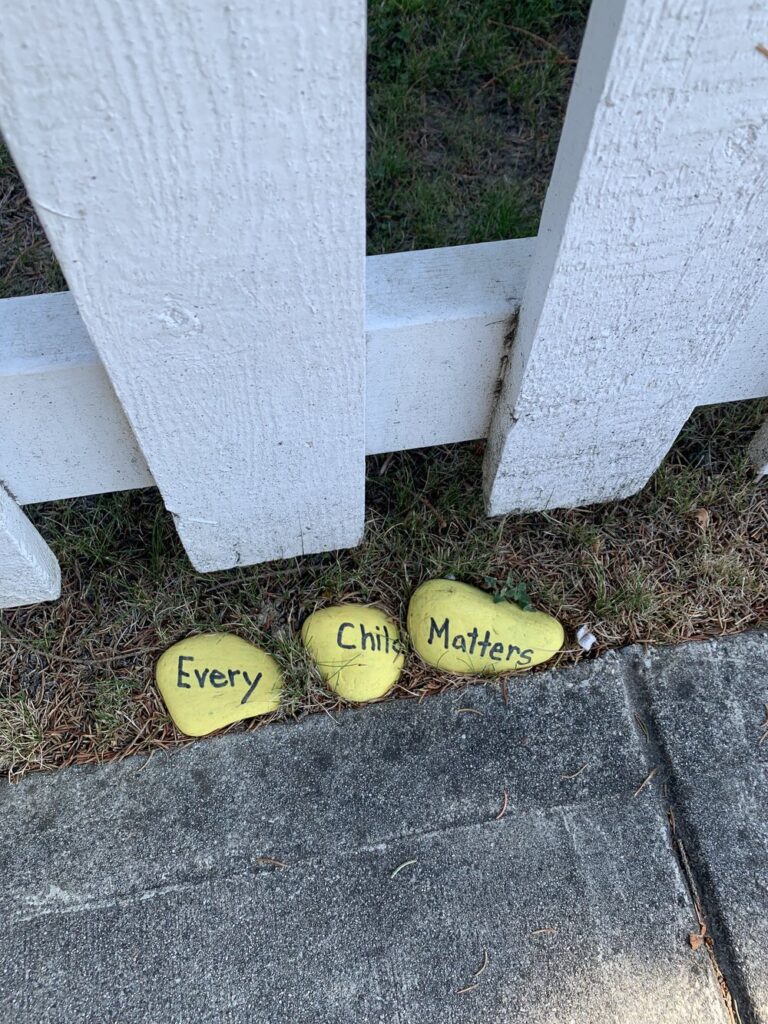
[{"xmin": 689, "ymin": 922, "xmax": 707, "ymax": 950}]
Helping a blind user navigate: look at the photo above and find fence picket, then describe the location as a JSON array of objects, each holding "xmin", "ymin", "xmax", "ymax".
[
  {"xmin": 0, "ymin": 0, "xmax": 366, "ymax": 571},
  {"xmin": 0, "ymin": 487, "xmax": 60, "ymax": 608},
  {"xmin": 484, "ymin": 0, "xmax": 768, "ymax": 516}
]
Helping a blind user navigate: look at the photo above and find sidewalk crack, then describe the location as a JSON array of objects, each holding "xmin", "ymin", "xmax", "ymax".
[
  {"xmin": 666, "ymin": 806, "xmax": 743, "ymax": 1024},
  {"xmin": 622, "ymin": 648, "xmax": 749, "ymax": 1024}
]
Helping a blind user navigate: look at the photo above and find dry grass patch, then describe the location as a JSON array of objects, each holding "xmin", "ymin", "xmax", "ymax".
[
  {"xmin": 1, "ymin": 400, "xmax": 766, "ymax": 781},
  {"xmin": 1, "ymin": 0, "xmax": 766, "ymax": 779}
]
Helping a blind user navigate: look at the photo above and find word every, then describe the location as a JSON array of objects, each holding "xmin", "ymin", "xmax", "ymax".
[
  {"xmin": 176, "ymin": 655, "xmax": 263, "ymax": 704},
  {"xmin": 155, "ymin": 633, "xmax": 282, "ymax": 736},
  {"xmin": 427, "ymin": 617, "xmax": 533, "ymax": 666}
]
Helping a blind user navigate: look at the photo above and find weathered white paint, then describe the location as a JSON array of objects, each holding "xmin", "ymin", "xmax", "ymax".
[
  {"xmin": 0, "ymin": 0, "xmax": 366, "ymax": 571},
  {"xmin": 366, "ymin": 239, "xmax": 532, "ymax": 452},
  {"xmin": 0, "ymin": 487, "xmax": 60, "ymax": 608},
  {"xmin": 3, "ymin": 227, "xmax": 767, "ymax": 507},
  {"xmin": 748, "ymin": 420, "xmax": 768, "ymax": 478},
  {"xmin": 708, "ymin": 287, "xmax": 768, "ymax": 406},
  {"xmin": 0, "ymin": 240, "xmax": 530, "ymax": 504},
  {"xmin": 1, "ymin": 293, "xmax": 153, "ymax": 505},
  {"xmin": 484, "ymin": 0, "xmax": 768, "ymax": 515}
]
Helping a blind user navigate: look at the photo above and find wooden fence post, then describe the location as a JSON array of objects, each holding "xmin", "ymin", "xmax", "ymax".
[
  {"xmin": 748, "ymin": 420, "xmax": 768, "ymax": 478},
  {"xmin": 484, "ymin": 0, "xmax": 768, "ymax": 516},
  {"xmin": 0, "ymin": 488, "xmax": 60, "ymax": 608},
  {"xmin": 0, "ymin": 0, "xmax": 366, "ymax": 571}
]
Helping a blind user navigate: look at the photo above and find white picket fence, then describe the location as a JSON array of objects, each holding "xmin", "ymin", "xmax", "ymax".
[{"xmin": 1, "ymin": 0, "xmax": 767, "ymax": 609}]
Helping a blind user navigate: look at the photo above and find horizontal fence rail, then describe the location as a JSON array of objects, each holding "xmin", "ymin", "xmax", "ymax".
[
  {"xmin": 2, "ymin": 240, "xmax": 526, "ymax": 505},
  {"xmin": 2, "ymin": 237, "xmax": 766, "ymax": 509}
]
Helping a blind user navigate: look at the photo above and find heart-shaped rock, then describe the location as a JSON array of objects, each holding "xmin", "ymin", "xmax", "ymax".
[
  {"xmin": 156, "ymin": 633, "xmax": 282, "ymax": 736},
  {"xmin": 407, "ymin": 579, "xmax": 563, "ymax": 675},
  {"xmin": 301, "ymin": 604, "xmax": 405, "ymax": 702}
]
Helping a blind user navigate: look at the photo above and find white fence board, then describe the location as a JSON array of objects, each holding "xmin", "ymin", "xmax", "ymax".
[
  {"xmin": 484, "ymin": 0, "xmax": 768, "ymax": 515},
  {"xmin": 749, "ymin": 419, "xmax": 768, "ymax": 478},
  {"xmin": 1, "ymin": 293, "xmax": 153, "ymax": 505},
  {"xmin": 0, "ymin": 0, "xmax": 366, "ymax": 571},
  {"xmin": 707, "ymin": 287, "xmax": 768, "ymax": 405},
  {"xmin": 366, "ymin": 239, "xmax": 533, "ymax": 452},
  {"xmin": 1, "ymin": 241, "xmax": 530, "ymax": 504},
  {"xmin": 3, "ymin": 230, "xmax": 767, "ymax": 508},
  {"xmin": 0, "ymin": 487, "xmax": 60, "ymax": 608}
]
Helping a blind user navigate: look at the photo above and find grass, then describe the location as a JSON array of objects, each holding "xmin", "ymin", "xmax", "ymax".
[
  {"xmin": 2, "ymin": 402, "xmax": 766, "ymax": 779},
  {"xmin": 367, "ymin": 0, "xmax": 588, "ymax": 254},
  {"xmin": 0, "ymin": 144, "xmax": 65, "ymax": 299},
  {"xmin": 1, "ymin": 0, "xmax": 767, "ymax": 780}
]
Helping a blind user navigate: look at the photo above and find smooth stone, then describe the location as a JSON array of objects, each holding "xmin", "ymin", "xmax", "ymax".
[
  {"xmin": 407, "ymin": 579, "xmax": 564, "ymax": 675},
  {"xmin": 301, "ymin": 604, "xmax": 405, "ymax": 702},
  {"xmin": 156, "ymin": 633, "xmax": 282, "ymax": 737}
]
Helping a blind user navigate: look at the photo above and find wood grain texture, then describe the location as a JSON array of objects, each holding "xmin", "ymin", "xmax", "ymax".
[
  {"xmin": 707, "ymin": 286, "xmax": 768, "ymax": 405},
  {"xmin": 2, "ymin": 241, "xmax": 532, "ymax": 504},
  {"xmin": 484, "ymin": 0, "xmax": 768, "ymax": 516},
  {"xmin": 748, "ymin": 419, "xmax": 768, "ymax": 478},
  {"xmin": 0, "ymin": 0, "xmax": 366, "ymax": 571},
  {"xmin": 3, "ymin": 228, "xmax": 767, "ymax": 507},
  {"xmin": 1, "ymin": 293, "xmax": 153, "ymax": 505},
  {"xmin": 0, "ymin": 486, "xmax": 60, "ymax": 608},
  {"xmin": 366, "ymin": 239, "xmax": 532, "ymax": 452}
]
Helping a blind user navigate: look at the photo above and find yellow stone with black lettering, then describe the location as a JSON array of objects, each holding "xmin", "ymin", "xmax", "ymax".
[
  {"xmin": 156, "ymin": 633, "xmax": 282, "ymax": 736},
  {"xmin": 301, "ymin": 605, "xmax": 405, "ymax": 702},
  {"xmin": 407, "ymin": 580, "xmax": 564, "ymax": 675}
]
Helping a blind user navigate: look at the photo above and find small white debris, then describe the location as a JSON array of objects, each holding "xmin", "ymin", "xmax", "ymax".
[
  {"xmin": 576, "ymin": 625, "xmax": 597, "ymax": 652},
  {"xmin": 748, "ymin": 418, "xmax": 768, "ymax": 478}
]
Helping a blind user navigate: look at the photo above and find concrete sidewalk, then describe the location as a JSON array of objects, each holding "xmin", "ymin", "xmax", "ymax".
[{"xmin": 1, "ymin": 633, "xmax": 766, "ymax": 1023}]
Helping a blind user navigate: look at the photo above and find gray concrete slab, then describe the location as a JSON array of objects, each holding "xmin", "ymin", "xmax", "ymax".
[
  {"xmin": 0, "ymin": 645, "xmax": 739, "ymax": 1023},
  {"xmin": 634, "ymin": 633, "xmax": 768, "ymax": 1023}
]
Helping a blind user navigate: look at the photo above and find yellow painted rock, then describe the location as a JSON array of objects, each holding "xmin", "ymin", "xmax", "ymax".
[
  {"xmin": 407, "ymin": 580, "xmax": 564, "ymax": 675},
  {"xmin": 156, "ymin": 633, "xmax": 282, "ymax": 736},
  {"xmin": 301, "ymin": 605, "xmax": 405, "ymax": 702}
]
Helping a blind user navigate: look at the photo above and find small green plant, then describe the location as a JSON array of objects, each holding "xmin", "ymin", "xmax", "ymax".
[{"xmin": 483, "ymin": 573, "xmax": 533, "ymax": 610}]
